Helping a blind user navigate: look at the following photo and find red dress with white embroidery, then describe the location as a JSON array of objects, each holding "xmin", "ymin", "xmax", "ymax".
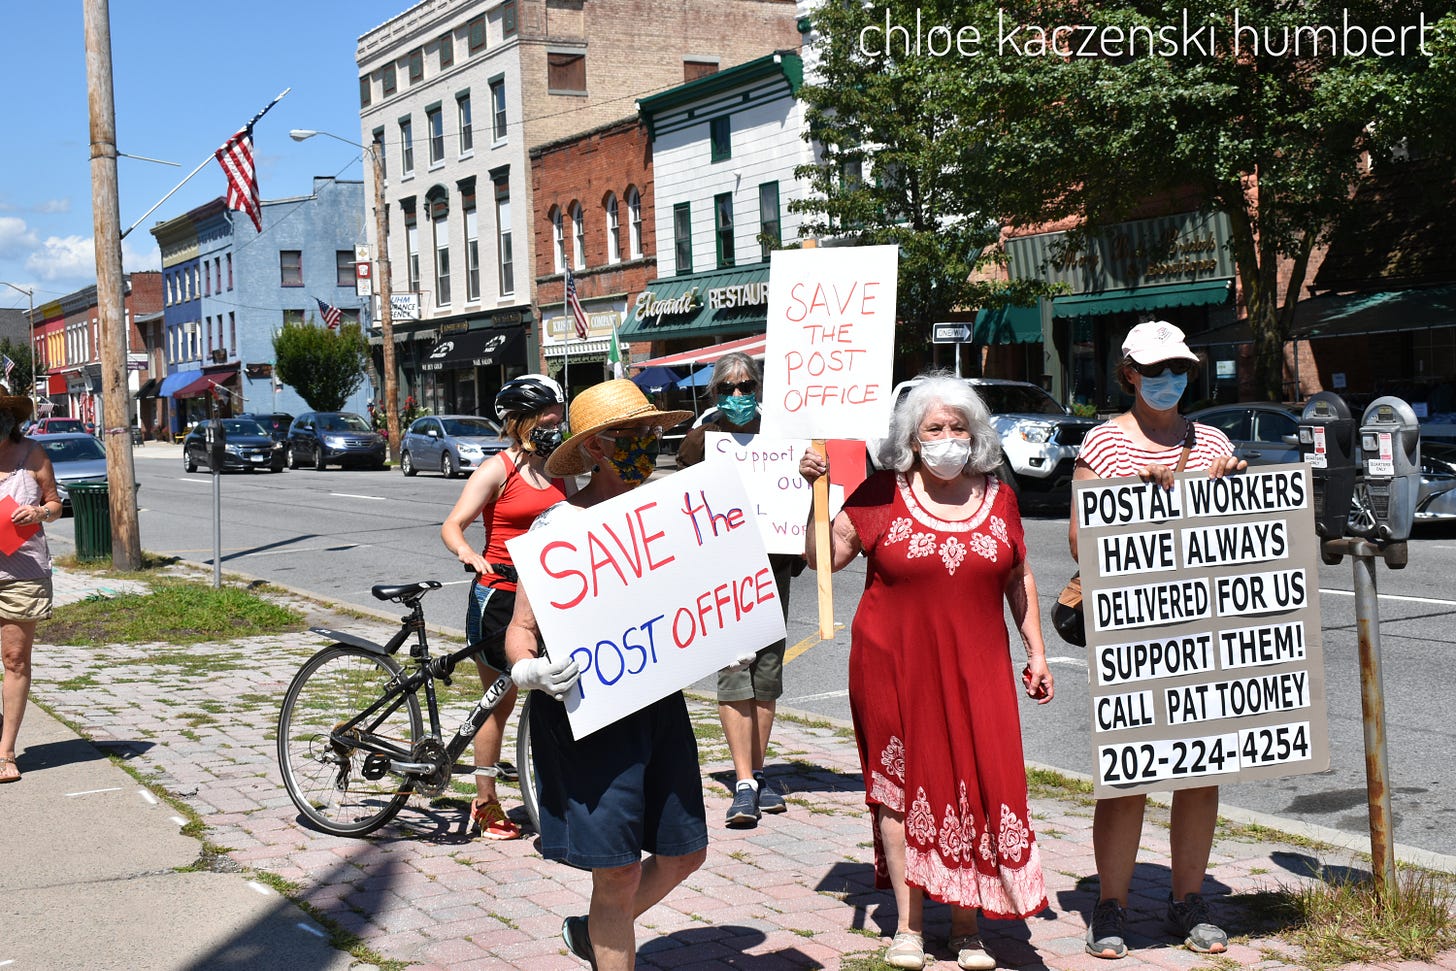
[{"xmin": 842, "ymin": 470, "xmax": 1048, "ymax": 919}]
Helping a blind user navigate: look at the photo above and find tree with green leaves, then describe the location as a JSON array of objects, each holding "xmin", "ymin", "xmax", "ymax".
[
  {"xmin": 802, "ymin": 0, "xmax": 1456, "ymax": 398},
  {"xmin": 273, "ymin": 320, "xmax": 369, "ymax": 412},
  {"xmin": 793, "ymin": 0, "xmax": 1053, "ymax": 375}
]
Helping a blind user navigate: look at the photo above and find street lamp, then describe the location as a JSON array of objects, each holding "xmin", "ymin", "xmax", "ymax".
[
  {"xmin": 289, "ymin": 128, "xmax": 401, "ymax": 462},
  {"xmin": 0, "ymin": 281, "xmax": 38, "ymax": 411}
]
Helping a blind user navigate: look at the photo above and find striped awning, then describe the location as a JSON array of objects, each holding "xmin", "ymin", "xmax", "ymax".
[{"xmin": 631, "ymin": 333, "xmax": 767, "ymax": 370}]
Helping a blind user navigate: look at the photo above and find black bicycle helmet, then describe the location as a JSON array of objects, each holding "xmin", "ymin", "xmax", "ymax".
[{"xmin": 495, "ymin": 373, "xmax": 565, "ymax": 421}]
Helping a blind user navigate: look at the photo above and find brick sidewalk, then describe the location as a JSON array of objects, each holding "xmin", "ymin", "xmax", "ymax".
[{"xmin": 28, "ymin": 567, "xmax": 1456, "ymax": 970}]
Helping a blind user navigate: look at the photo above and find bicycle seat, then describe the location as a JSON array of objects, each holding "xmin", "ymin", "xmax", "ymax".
[{"xmin": 371, "ymin": 580, "xmax": 442, "ymax": 602}]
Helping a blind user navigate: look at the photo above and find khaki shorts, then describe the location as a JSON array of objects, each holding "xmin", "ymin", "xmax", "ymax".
[
  {"xmin": 716, "ymin": 556, "xmax": 795, "ymax": 703},
  {"xmin": 0, "ymin": 576, "xmax": 53, "ymax": 622}
]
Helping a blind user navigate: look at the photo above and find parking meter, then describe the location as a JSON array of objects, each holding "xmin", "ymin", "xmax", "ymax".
[
  {"xmin": 1359, "ymin": 396, "xmax": 1421, "ymax": 542},
  {"xmin": 205, "ymin": 419, "xmax": 227, "ymax": 470},
  {"xmin": 1298, "ymin": 392, "xmax": 1357, "ymax": 541}
]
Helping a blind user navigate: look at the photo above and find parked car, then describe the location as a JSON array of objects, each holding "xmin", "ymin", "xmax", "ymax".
[
  {"xmin": 30, "ymin": 417, "xmax": 89, "ymax": 436},
  {"xmin": 1413, "ymin": 440, "xmax": 1456, "ymax": 523},
  {"xmin": 880, "ymin": 377, "xmax": 1099, "ymax": 507},
  {"xmin": 399, "ymin": 414, "xmax": 509, "ymax": 478},
  {"xmin": 1187, "ymin": 402, "xmax": 1302, "ymax": 466},
  {"xmin": 183, "ymin": 418, "xmax": 286, "ymax": 473},
  {"xmin": 286, "ymin": 411, "xmax": 386, "ymax": 470},
  {"xmin": 31, "ymin": 433, "xmax": 107, "ymax": 512},
  {"xmin": 237, "ymin": 412, "xmax": 295, "ymax": 444}
]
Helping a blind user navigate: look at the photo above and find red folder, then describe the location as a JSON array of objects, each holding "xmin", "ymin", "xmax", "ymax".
[{"xmin": 0, "ymin": 495, "xmax": 40, "ymax": 556}]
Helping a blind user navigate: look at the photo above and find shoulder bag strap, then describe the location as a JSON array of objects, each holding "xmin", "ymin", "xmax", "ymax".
[{"xmin": 1174, "ymin": 420, "xmax": 1195, "ymax": 473}]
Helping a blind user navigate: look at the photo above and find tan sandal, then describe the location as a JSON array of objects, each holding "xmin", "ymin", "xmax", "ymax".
[
  {"xmin": 884, "ymin": 930, "xmax": 924, "ymax": 969},
  {"xmin": 0, "ymin": 757, "xmax": 19, "ymax": 783}
]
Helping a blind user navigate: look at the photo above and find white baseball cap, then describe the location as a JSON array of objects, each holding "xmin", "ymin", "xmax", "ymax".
[{"xmin": 1122, "ymin": 321, "xmax": 1199, "ymax": 365}]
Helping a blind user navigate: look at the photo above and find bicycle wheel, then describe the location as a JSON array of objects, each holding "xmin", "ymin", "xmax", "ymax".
[
  {"xmin": 515, "ymin": 691, "xmax": 541, "ymax": 835},
  {"xmin": 277, "ymin": 645, "xmax": 423, "ymax": 837}
]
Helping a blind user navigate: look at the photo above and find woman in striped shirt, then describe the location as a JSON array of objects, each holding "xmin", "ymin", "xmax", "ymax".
[{"xmin": 1068, "ymin": 322, "xmax": 1246, "ymax": 961}]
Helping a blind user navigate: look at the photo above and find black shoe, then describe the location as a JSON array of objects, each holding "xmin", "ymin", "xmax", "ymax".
[
  {"xmin": 725, "ymin": 784, "xmax": 760, "ymax": 826},
  {"xmin": 562, "ymin": 915, "xmax": 597, "ymax": 968},
  {"xmin": 1085, "ymin": 899, "xmax": 1128, "ymax": 959},
  {"xmin": 1166, "ymin": 892, "xmax": 1228, "ymax": 953},
  {"xmin": 755, "ymin": 773, "xmax": 786, "ymax": 814}
]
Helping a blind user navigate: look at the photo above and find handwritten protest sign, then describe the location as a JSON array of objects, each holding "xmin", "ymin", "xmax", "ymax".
[
  {"xmin": 759, "ymin": 245, "xmax": 898, "ymax": 441},
  {"xmin": 1074, "ymin": 463, "xmax": 1330, "ymax": 798},
  {"xmin": 507, "ymin": 462, "xmax": 787, "ymax": 738},
  {"xmin": 705, "ymin": 432, "xmax": 812, "ymax": 555}
]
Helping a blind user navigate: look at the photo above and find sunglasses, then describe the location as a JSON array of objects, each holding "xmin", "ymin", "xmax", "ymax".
[
  {"xmin": 715, "ymin": 380, "xmax": 758, "ymax": 396},
  {"xmin": 1131, "ymin": 360, "xmax": 1195, "ymax": 378}
]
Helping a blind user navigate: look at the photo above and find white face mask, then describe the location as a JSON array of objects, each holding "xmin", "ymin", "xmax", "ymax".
[{"xmin": 917, "ymin": 437, "xmax": 971, "ymax": 479}]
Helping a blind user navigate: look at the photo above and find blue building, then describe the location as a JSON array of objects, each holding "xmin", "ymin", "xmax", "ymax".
[{"xmin": 150, "ymin": 177, "xmax": 370, "ymax": 434}]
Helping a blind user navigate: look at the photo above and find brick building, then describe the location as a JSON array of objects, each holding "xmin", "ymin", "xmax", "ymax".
[{"xmin": 530, "ymin": 116, "xmax": 653, "ymax": 396}]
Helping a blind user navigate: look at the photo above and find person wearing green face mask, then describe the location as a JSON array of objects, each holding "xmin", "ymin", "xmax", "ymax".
[{"xmin": 676, "ymin": 351, "xmax": 801, "ymax": 827}]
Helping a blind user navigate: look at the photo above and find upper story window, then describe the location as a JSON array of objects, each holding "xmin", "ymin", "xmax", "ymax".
[
  {"xmin": 550, "ymin": 206, "xmax": 565, "ymax": 274},
  {"xmin": 408, "ymin": 48, "xmax": 424, "ymax": 84},
  {"xmin": 714, "ymin": 193, "xmax": 735, "ymax": 269},
  {"xmin": 490, "ymin": 78, "xmax": 507, "ymax": 141},
  {"xmin": 280, "ymin": 250, "xmax": 303, "ymax": 287},
  {"xmin": 502, "ymin": 0, "xmax": 517, "ymax": 36},
  {"xmin": 457, "ymin": 92, "xmax": 473, "ymax": 154},
  {"xmin": 227, "ymin": 253, "xmax": 233, "ymax": 289},
  {"xmin": 605, "ymin": 193, "xmax": 620, "ymax": 264},
  {"xmin": 400, "ymin": 117, "xmax": 415, "ymax": 175},
  {"xmin": 548, "ymin": 52, "xmax": 586, "ymax": 94},
  {"xmin": 758, "ymin": 181, "xmax": 781, "ymax": 262},
  {"xmin": 359, "ymin": 75, "xmax": 371, "ymax": 108},
  {"xmin": 336, "ymin": 250, "xmax": 354, "ymax": 287},
  {"xmin": 438, "ymin": 32, "xmax": 454, "ymax": 69},
  {"xmin": 495, "ymin": 176, "xmax": 514, "ymax": 296},
  {"xmin": 382, "ymin": 63, "xmax": 397, "ymax": 96},
  {"xmin": 570, "ymin": 201, "xmax": 585, "ymax": 270},
  {"xmin": 673, "ymin": 203, "xmax": 691, "ymax": 274},
  {"xmin": 710, "ymin": 116, "xmax": 731, "ymax": 162},
  {"xmin": 426, "ymin": 105, "xmax": 445, "ymax": 165},
  {"xmin": 468, "ymin": 14, "xmax": 486, "ymax": 54},
  {"xmin": 626, "ymin": 187, "xmax": 643, "ymax": 258}
]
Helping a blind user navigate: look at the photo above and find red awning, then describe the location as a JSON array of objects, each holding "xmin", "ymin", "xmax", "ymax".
[
  {"xmin": 46, "ymin": 374, "xmax": 67, "ymax": 394},
  {"xmin": 632, "ymin": 333, "xmax": 766, "ymax": 370},
  {"xmin": 172, "ymin": 373, "xmax": 231, "ymax": 399}
]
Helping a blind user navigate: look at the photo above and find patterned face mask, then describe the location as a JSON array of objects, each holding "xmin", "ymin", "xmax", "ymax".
[
  {"xmin": 597, "ymin": 430, "xmax": 661, "ymax": 484},
  {"xmin": 528, "ymin": 425, "xmax": 563, "ymax": 457}
]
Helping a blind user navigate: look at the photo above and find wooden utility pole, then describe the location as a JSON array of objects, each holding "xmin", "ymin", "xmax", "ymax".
[
  {"xmin": 83, "ymin": 0, "xmax": 142, "ymax": 570},
  {"xmin": 370, "ymin": 134, "xmax": 401, "ymax": 463}
]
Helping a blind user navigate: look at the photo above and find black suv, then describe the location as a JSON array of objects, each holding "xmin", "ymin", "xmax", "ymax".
[
  {"xmin": 237, "ymin": 412, "xmax": 295, "ymax": 444},
  {"xmin": 285, "ymin": 412, "xmax": 387, "ymax": 470}
]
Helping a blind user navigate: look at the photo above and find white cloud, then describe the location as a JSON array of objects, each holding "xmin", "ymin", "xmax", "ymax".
[
  {"xmin": 34, "ymin": 199, "xmax": 71, "ymax": 214},
  {"xmin": 26, "ymin": 235, "xmax": 94, "ymax": 281},
  {"xmin": 0, "ymin": 217, "xmax": 39, "ymax": 259},
  {"xmin": 122, "ymin": 236, "xmax": 161, "ymax": 272}
]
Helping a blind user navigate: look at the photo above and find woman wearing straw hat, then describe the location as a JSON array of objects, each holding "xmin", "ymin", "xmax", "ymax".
[
  {"xmin": 0, "ymin": 395, "xmax": 64, "ymax": 784},
  {"xmin": 503, "ymin": 379, "xmax": 712, "ymax": 971}
]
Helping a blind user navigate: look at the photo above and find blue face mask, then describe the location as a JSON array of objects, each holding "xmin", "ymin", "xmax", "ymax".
[
  {"xmin": 716, "ymin": 393, "xmax": 758, "ymax": 426},
  {"xmin": 1137, "ymin": 370, "xmax": 1188, "ymax": 411}
]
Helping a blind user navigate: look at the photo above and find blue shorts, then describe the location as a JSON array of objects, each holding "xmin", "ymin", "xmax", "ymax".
[
  {"xmin": 529, "ymin": 691, "xmax": 708, "ymax": 869},
  {"xmin": 465, "ymin": 580, "xmax": 514, "ymax": 672}
]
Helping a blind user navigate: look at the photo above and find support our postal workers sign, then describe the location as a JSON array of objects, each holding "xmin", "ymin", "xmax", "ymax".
[
  {"xmin": 1074, "ymin": 463, "xmax": 1331, "ymax": 798},
  {"xmin": 758, "ymin": 245, "xmax": 898, "ymax": 441},
  {"xmin": 705, "ymin": 432, "xmax": 812, "ymax": 555},
  {"xmin": 507, "ymin": 462, "xmax": 787, "ymax": 738}
]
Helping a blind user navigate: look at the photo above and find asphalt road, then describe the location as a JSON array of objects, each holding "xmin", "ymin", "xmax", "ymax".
[{"xmin": 118, "ymin": 449, "xmax": 1456, "ymax": 859}]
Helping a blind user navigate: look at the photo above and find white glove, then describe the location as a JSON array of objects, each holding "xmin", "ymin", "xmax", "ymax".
[
  {"xmin": 511, "ymin": 654, "xmax": 582, "ymax": 699},
  {"xmin": 719, "ymin": 650, "xmax": 758, "ymax": 676}
]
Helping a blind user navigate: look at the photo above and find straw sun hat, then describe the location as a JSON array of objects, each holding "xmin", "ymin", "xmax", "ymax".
[
  {"xmin": 546, "ymin": 379, "xmax": 691, "ymax": 477},
  {"xmin": 0, "ymin": 395, "xmax": 34, "ymax": 422}
]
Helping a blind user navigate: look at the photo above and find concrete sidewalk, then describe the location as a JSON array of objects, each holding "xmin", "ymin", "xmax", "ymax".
[{"xmin": 7, "ymin": 565, "xmax": 1456, "ymax": 970}]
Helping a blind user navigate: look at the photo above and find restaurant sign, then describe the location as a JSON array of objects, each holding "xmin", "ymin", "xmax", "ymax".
[
  {"xmin": 630, "ymin": 281, "xmax": 770, "ymax": 327},
  {"xmin": 1007, "ymin": 211, "xmax": 1235, "ymax": 295}
]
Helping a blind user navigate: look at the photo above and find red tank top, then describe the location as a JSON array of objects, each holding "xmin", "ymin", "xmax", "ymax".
[{"xmin": 480, "ymin": 451, "xmax": 567, "ymax": 591}]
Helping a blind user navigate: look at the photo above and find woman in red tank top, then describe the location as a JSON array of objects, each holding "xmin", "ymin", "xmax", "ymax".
[{"xmin": 441, "ymin": 375, "xmax": 570, "ymax": 839}]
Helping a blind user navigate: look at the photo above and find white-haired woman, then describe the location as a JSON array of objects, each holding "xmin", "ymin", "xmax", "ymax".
[{"xmin": 800, "ymin": 373, "xmax": 1054, "ymax": 971}]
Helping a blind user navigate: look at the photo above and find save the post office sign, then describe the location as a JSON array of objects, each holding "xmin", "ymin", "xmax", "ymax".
[{"xmin": 1074, "ymin": 464, "xmax": 1330, "ymax": 798}]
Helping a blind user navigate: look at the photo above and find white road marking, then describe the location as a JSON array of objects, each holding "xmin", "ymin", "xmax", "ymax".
[
  {"xmin": 296, "ymin": 923, "xmax": 326, "ymax": 938},
  {"xmin": 244, "ymin": 544, "xmax": 363, "ymax": 557},
  {"xmin": 1322, "ymin": 588, "xmax": 1456, "ymax": 607},
  {"xmin": 138, "ymin": 789, "xmax": 157, "ymax": 805},
  {"xmin": 65, "ymin": 787, "xmax": 123, "ymax": 797},
  {"xmin": 174, "ymin": 477, "xmax": 210, "ymax": 484},
  {"xmin": 787, "ymin": 688, "xmax": 850, "ymax": 703},
  {"xmin": 1048, "ymin": 655, "xmax": 1088, "ymax": 668},
  {"xmin": 329, "ymin": 492, "xmax": 387, "ymax": 501},
  {"xmin": 171, "ymin": 815, "xmax": 187, "ymax": 826},
  {"xmin": 248, "ymin": 881, "xmax": 274, "ymax": 896}
]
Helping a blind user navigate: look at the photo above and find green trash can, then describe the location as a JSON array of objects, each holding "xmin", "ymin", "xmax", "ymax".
[{"xmin": 69, "ymin": 481, "xmax": 112, "ymax": 562}]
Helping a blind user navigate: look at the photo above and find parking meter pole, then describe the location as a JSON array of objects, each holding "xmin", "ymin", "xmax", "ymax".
[
  {"xmin": 209, "ymin": 399, "xmax": 222, "ymax": 590},
  {"xmin": 1352, "ymin": 547, "xmax": 1396, "ymax": 900}
]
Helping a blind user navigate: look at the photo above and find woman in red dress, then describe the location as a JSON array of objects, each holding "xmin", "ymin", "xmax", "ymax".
[{"xmin": 800, "ymin": 373, "xmax": 1055, "ymax": 971}]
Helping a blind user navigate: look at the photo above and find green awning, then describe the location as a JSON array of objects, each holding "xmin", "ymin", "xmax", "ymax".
[
  {"xmin": 620, "ymin": 265, "xmax": 770, "ymax": 342},
  {"xmin": 1053, "ymin": 279, "xmax": 1232, "ymax": 318},
  {"xmin": 972, "ymin": 304, "xmax": 1042, "ymax": 344}
]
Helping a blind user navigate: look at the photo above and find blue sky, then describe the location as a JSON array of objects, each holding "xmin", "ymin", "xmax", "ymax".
[{"xmin": 0, "ymin": 0, "xmax": 412, "ymax": 312}]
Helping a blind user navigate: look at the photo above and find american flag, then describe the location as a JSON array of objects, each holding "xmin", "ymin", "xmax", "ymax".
[
  {"xmin": 565, "ymin": 269, "xmax": 589, "ymax": 341},
  {"xmin": 215, "ymin": 126, "xmax": 262, "ymax": 231},
  {"xmin": 316, "ymin": 297, "xmax": 342, "ymax": 330},
  {"xmin": 1, "ymin": 355, "xmax": 13, "ymax": 382}
]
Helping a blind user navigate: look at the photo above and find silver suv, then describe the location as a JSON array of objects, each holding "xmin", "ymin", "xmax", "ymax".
[{"xmin": 884, "ymin": 377, "xmax": 1097, "ymax": 507}]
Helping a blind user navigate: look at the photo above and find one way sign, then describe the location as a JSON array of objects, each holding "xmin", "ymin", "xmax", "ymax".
[{"xmin": 933, "ymin": 324, "xmax": 972, "ymax": 343}]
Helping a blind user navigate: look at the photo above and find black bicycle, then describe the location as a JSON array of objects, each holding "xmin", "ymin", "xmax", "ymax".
[{"xmin": 277, "ymin": 577, "xmax": 540, "ymax": 837}]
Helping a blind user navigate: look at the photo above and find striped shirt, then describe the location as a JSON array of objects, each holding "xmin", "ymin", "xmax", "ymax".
[{"xmin": 1078, "ymin": 420, "xmax": 1235, "ymax": 478}]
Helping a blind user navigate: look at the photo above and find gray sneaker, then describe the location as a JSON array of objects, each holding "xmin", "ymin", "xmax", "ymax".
[
  {"xmin": 562, "ymin": 915, "xmax": 597, "ymax": 968},
  {"xmin": 1166, "ymin": 892, "xmax": 1228, "ymax": 953},
  {"xmin": 755, "ymin": 773, "xmax": 786, "ymax": 814},
  {"xmin": 725, "ymin": 784, "xmax": 760, "ymax": 826},
  {"xmin": 1085, "ymin": 899, "xmax": 1128, "ymax": 959}
]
